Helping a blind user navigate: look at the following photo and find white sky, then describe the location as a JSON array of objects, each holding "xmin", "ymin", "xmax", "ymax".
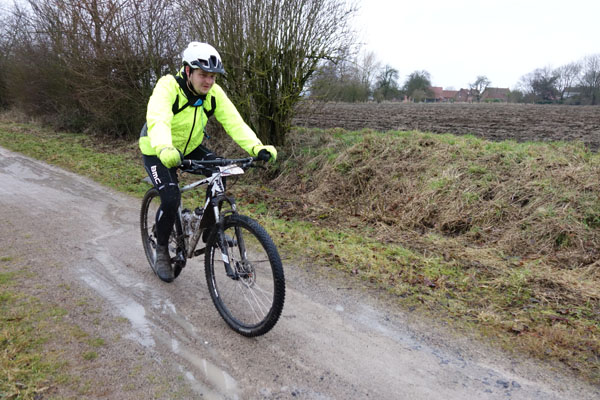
[{"xmin": 355, "ymin": 0, "xmax": 600, "ymax": 90}]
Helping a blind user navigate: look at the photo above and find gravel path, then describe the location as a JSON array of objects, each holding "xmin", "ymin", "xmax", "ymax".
[{"xmin": 1, "ymin": 146, "xmax": 597, "ymax": 399}]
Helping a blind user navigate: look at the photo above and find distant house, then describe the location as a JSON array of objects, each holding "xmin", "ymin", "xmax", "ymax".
[
  {"xmin": 430, "ymin": 86, "xmax": 444, "ymax": 101},
  {"xmin": 481, "ymin": 87, "xmax": 510, "ymax": 102},
  {"xmin": 427, "ymin": 87, "xmax": 459, "ymax": 102},
  {"xmin": 563, "ymin": 87, "xmax": 581, "ymax": 98},
  {"xmin": 456, "ymin": 88, "xmax": 475, "ymax": 103},
  {"xmin": 442, "ymin": 90, "xmax": 458, "ymax": 102},
  {"xmin": 416, "ymin": 86, "xmax": 510, "ymax": 103}
]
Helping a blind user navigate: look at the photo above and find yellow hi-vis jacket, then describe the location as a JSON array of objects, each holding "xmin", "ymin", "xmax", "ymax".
[{"xmin": 139, "ymin": 69, "xmax": 263, "ymax": 157}]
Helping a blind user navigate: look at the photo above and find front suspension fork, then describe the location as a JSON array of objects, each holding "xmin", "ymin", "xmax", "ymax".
[{"xmin": 216, "ymin": 228, "xmax": 237, "ymax": 279}]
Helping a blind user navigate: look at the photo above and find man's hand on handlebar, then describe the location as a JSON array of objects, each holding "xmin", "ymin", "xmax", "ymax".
[
  {"xmin": 254, "ymin": 145, "xmax": 277, "ymax": 162},
  {"xmin": 157, "ymin": 146, "xmax": 183, "ymax": 168},
  {"xmin": 257, "ymin": 149, "xmax": 271, "ymax": 162}
]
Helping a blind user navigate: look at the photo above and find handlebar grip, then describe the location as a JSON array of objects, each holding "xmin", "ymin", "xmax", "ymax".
[{"xmin": 256, "ymin": 149, "xmax": 271, "ymax": 162}]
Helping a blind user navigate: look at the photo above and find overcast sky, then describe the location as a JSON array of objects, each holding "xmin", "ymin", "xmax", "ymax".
[{"xmin": 355, "ymin": 0, "xmax": 600, "ymax": 90}]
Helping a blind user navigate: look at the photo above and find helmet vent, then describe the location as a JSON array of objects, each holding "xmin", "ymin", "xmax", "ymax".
[{"xmin": 182, "ymin": 42, "xmax": 225, "ymax": 74}]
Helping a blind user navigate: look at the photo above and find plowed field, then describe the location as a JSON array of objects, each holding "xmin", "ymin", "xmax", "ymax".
[{"xmin": 293, "ymin": 102, "xmax": 600, "ymax": 150}]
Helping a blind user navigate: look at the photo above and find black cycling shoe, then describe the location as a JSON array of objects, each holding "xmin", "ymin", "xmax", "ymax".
[{"xmin": 154, "ymin": 244, "xmax": 175, "ymax": 283}]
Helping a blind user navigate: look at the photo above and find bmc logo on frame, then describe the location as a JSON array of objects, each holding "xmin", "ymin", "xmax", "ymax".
[{"xmin": 151, "ymin": 165, "xmax": 161, "ymax": 185}]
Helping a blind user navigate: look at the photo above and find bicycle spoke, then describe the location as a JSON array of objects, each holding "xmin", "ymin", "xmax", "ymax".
[
  {"xmin": 237, "ymin": 281, "xmax": 265, "ymax": 321},
  {"xmin": 246, "ymin": 284, "xmax": 272, "ymax": 315}
]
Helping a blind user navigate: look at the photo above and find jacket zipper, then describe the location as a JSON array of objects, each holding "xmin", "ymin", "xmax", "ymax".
[{"xmin": 182, "ymin": 107, "xmax": 200, "ymax": 156}]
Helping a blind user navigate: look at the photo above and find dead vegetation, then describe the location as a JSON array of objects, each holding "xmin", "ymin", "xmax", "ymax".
[
  {"xmin": 259, "ymin": 127, "xmax": 600, "ymax": 382},
  {"xmin": 277, "ymin": 127, "xmax": 600, "ymax": 266}
]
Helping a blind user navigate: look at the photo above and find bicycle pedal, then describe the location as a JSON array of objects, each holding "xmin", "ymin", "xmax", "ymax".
[{"xmin": 194, "ymin": 248, "xmax": 205, "ymax": 256}]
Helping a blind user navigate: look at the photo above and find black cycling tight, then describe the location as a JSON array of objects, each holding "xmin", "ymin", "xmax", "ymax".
[{"xmin": 142, "ymin": 144, "xmax": 216, "ymax": 246}]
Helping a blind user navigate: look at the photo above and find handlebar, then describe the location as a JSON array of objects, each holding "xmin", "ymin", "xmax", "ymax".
[{"xmin": 179, "ymin": 156, "xmax": 261, "ymax": 174}]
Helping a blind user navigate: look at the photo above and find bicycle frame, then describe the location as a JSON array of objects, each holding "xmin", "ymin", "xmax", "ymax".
[{"xmin": 176, "ymin": 164, "xmax": 246, "ymax": 260}]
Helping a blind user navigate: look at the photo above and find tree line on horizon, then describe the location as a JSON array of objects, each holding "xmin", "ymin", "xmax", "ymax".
[{"xmin": 308, "ymin": 52, "xmax": 600, "ymax": 105}]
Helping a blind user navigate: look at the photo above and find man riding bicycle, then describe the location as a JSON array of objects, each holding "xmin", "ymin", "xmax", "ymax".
[{"xmin": 139, "ymin": 41, "xmax": 277, "ymax": 283}]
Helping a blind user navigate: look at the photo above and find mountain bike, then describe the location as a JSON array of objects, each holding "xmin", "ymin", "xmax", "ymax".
[{"xmin": 140, "ymin": 156, "xmax": 285, "ymax": 337}]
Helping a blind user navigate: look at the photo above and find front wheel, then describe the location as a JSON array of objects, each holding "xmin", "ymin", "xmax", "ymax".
[{"xmin": 205, "ymin": 214, "xmax": 285, "ymax": 337}]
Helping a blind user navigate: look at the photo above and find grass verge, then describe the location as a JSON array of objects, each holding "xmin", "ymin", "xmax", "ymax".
[{"xmin": 0, "ymin": 256, "xmax": 68, "ymax": 399}]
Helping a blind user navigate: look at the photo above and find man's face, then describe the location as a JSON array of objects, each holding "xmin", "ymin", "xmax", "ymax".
[{"xmin": 188, "ymin": 68, "xmax": 216, "ymax": 95}]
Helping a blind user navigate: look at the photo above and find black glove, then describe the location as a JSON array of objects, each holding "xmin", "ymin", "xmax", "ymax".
[{"xmin": 257, "ymin": 149, "xmax": 271, "ymax": 162}]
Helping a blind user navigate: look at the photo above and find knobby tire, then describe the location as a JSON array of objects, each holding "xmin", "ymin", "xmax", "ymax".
[{"xmin": 205, "ymin": 214, "xmax": 285, "ymax": 337}]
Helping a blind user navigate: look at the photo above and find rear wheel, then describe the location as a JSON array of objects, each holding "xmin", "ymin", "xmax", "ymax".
[
  {"xmin": 140, "ymin": 188, "xmax": 184, "ymax": 278},
  {"xmin": 205, "ymin": 214, "xmax": 285, "ymax": 337}
]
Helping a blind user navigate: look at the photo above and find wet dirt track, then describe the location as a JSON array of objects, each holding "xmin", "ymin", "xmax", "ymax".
[{"xmin": 1, "ymin": 146, "xmax": 598, "ymax": 399}]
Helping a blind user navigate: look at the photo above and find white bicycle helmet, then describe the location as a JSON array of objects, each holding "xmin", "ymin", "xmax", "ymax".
[{"xmin": 182, "ymin": 42, "xmax": 225, "ymax": 74}]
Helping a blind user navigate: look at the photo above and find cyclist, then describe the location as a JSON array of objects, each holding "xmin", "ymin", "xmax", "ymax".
[{"xmin": 139, "ymin": 41, "xmax": 277, "ymax": 283}]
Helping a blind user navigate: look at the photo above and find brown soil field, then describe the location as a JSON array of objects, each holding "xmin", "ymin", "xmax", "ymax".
[{"xmin": 293, "ymin": 102, "xmax": 600, "ymax": 150}]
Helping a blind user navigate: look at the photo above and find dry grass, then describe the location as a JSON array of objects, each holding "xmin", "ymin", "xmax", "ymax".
[
  {"xmin": 264, "ymin": 127, "xmax": 600, "ymax": 382},
  {"xmin": 276, "ymin": 128, "xmax": 600, "ymax": 267}
]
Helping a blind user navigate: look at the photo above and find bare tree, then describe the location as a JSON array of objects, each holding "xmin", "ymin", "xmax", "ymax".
[
  {"xmin": 580, "ymin": 54, "xmax": 600, "ymax": 105},
  {"xmin": 0, "ymin": 5, "xmax": 20, "ymax": 108},
  {"xmin": 178, "ymin": 0, "xmax": 358, "ymax": 146},
  {"xmin": 554, "ymin": 62, "xmax": 582, "ymax": 102},
  {"xmin": 518, "ymin": 67, "xmax": 559, "ymax": 103},
  {"xmin": 308, "ymin": 54, "xmax": 372, "ymax": 102},
  {"xmin": 469, "ymin": 75, "xmax": 491, "ymax": 102},
  {"xmin": 357, "ymin": 51, "xmax": 381, "ymax": 93},
  {"xmin": 2, "ymin": 1, "xmax": 73, "ymax": 117},
  {"xmin": 307, "ymin": 49, "xmax": 380, "ymax": 102},
  {"xmin": 374, "ymin": 65, "xmax": 401, "ymax": 102},
  {"xmin": 308, "ymin": 61, "xmax": 337, "ymax": 100},
  {"xmin": 3, "ymin": 0, "xmax": 185, "ymax": 135}
]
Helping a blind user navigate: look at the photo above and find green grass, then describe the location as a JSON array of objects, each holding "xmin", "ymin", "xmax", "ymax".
[
  {"xmin": 0, "ymin": 260, "xmax": 66, "ymax": 399},
  {"xmin": 82, "ymin": 351, "xmax": 98, "ymax": 361},
  {"xmin": 0, "ymin": 250, "xmax": 115, "ymax": 399}
]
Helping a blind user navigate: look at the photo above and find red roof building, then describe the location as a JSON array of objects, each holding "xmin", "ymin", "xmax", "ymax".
[{"xmin": 481, "ymin": 87, "xmax": 510, "ymax": 102}]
